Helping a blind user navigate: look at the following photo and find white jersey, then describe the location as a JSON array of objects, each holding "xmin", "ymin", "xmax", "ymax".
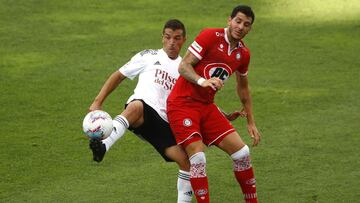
[{"xmin": 119, "ymin": 48, "xmax": 181, "ymax": 122}]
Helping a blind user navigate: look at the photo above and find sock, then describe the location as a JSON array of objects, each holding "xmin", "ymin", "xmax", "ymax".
[
  {"xmin": 189, "ymin": 152, "xmax": 209, "ymax": 203},
  {"xmin": 102, "ymin": 115, "xmax": 129, "ymax": 151},
  {"xmin": 231, "ymin": 145, "xmax": 258, "ymax": 203},
  {"xmin": 177, "ymin": 170, "xmax": 193, "ymax": 203}
]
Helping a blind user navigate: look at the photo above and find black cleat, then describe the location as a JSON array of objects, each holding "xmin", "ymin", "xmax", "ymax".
[{"xmin": 89, "ymin": 139, "xmax": 106, "ymax": 162}]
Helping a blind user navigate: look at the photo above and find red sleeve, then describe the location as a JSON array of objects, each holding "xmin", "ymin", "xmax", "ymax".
[{"xmin": 188, "ymin": 28, "xmax": 215, "ymax": 60}]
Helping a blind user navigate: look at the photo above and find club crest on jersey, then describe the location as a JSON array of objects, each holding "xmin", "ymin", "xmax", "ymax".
[
  {"xmin": 203, "ymin": 63, "xmax": 232, "ymax": 81},
  {"xmin": 217, "ymin": 44, "xmax": 224, "ymax": 52},
  {"xmin": 183, "ymin": 118, "xmax": 192, "ymax": 127},
  {"xmin": 236, "ymin": 52, "xmax": 241, "ymax": 60}
]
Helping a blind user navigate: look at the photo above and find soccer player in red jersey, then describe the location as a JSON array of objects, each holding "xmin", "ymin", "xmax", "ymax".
[
  {"xmin": 167, "ymin": 5, "xmax": 261, "ymax": 203},
  {"xmin": 87, "ymin": 19, "xmax": 242, "ymax": 202}
]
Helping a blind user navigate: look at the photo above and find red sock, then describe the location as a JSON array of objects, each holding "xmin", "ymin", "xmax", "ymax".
[
  {"xmin": 189, "ymin": 152, "xmax": 210, "ymax": 203},
  {"xmin": 190, "ymin": 176, "xmax": 210, "ymax": 203},
  {"xmin": 234, "ymin": 167, "xmax": 258, "ymax": 203}
]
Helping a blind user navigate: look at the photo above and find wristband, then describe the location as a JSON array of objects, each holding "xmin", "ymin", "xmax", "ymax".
[{"xmin": 197, "ymin": 77, "xmax": 206, "ymax": 86}]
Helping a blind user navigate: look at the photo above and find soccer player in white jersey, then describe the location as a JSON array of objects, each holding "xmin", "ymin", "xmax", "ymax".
[
  {"xmin": 88, "ymin": 19, "xmax": 193, "ymax": 203},
  {"xmin": 87, "ymin": 19, "xmax": 242, "ymax": 202}
]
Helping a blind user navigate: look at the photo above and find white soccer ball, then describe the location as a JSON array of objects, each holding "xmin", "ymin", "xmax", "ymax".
[{"xmin": 82, "ymin": 110, "xmax": 113, "ymax": 139}]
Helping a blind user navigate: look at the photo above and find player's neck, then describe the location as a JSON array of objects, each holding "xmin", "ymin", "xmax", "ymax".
[
  {"xmin": 163, "ymin": 48, "xmax": 179, "ymax": 60},
  {"xmin": 226, "ymin": 29, "xmax": 240, "ymax": 50},
  {"xmin": 167, "ymin": 54, "xmax": 178, "ymax": 60}
]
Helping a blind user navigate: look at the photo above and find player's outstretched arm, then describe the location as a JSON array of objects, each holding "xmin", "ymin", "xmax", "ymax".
[
  {"xmin": 218, "ymin": 107, "xmax": 247, "ymax": 121},
  {"xmin": 235, "ymin": 71, "xmax": 261, "ymax": 146},
  {"xmin": 89, "ymin": 71, "xmax": 126, "ymax": 111},
  {"xmin": 179, "ymin": 51, "xmax": 223, "ymax": 90}
]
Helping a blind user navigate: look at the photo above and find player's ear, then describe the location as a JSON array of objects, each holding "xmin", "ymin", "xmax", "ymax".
[
  {"xmin": 247, "ymin": 24, "xmax": 252, "ymax": 34},
  {"xmin": 227, "ymin": 16, "xmax": 232, "ymax": 26},
  {"xmin": 247, "ymin": 26, "xmax": 252, "ymax": 33}
]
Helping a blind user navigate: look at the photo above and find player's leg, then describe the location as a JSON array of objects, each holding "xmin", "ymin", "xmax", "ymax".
[
  {"xmin": 164, "ymin": 145, "xmax": 193, "ymax": 203},
  {"xmin": 102, "ymin": 100, "xmax": 144, "ymax": 150},
  {"xmin": 217, "ymin": 132, "xmax": 258, "ymax": 203},
  {"xmin": 164, "ymin": 145, "xmax": 190, "ymax": 171},
  {"xmin": 90, "ymin": 100, "xmax": 144, "ymax": 162},
  {"xmin": 183, "ymin": 139, "xmax": 209, "ymax": 203},
  {"xmin": 167, "ymin": 100, "xmax": 209, "ymax": 203},
  {"xmin": 129, "ymin": 103, "xmax": 193, "ymax": 203},
  {"xmin": 200, "ymin": 103, "xmax": 257, "ymax": 202}
]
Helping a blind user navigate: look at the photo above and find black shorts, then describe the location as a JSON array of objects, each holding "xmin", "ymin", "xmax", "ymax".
[{"xmin": 126, "ymin": 100, "xmax": 177, "ymax": 162}]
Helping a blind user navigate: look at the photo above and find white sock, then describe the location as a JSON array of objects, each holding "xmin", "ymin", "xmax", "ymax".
[
  {"xmin": 231, "ymin": 145, "xmax": 252, "ymax": 171},
  {"xmin": 102, "ymin": 115, "xmax": 129, "ymax": 151},
  {"xmin": 189, "ymin": 152, "xmax": 207, "ymax": 177},
  {"xmin": 177, "ymin": 170, "xmax": 193, "ymax": 203}
]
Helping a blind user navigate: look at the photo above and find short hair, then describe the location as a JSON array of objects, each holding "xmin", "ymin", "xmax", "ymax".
[
  {"xmin": 163, "ymin": 19, "xmax": 186, "ymax": 37},
  {"xmin": 231, "ymin": 5, "xmax": 255, "ymax": 24}
]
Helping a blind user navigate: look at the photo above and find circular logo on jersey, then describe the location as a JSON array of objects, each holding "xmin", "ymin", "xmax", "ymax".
[
  {"xmin": 220, "ymin": 44, "xmax": 224, "ymax": 49},
  {"xmin": 183, "ymin": 118, "xmax": 192, "ymax": 127},
  {"xmin": 236, "ymin": 52, "xmax": 241, "ymax": 60},
  {"xmin": 203, "ymin": 63, "xmax": 232, "ymax": 81}
]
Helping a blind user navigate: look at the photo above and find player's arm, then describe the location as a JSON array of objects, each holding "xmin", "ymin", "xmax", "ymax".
[
  {"xmin": 89, "ymin": 71, "xmax": 126, "ymax": 111},
  {"xmin": 218, "ymin": 107, "xmax": 247, "ymax": 121},
  {"xmin": 179, "ymin": 51, "xmax": 223, "ymax": 91},
  {"xmin": 235, "ymin": 71, "xmax": 261, "ymax": 146}
]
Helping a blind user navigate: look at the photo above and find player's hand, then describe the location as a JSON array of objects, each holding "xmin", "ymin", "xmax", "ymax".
[
  {"xmin": 200, "ymin": 77, "xmax": 224, "ymax": 91},
  {"xmin": 89, "ymin": 102, "xmax": 102, "ymax": 112},
  {"xmin": 238, "ymin": 108, "xmax": 247, "ymax": 118},
  {"xmin": 224, "ymin": 111, "xmax": 241, "ymax": 121},
  {"xmin": 247, "ymin": 124, "xmax": 261, "ymax": 147},
  {"xmin": 224, "ymin": 108, "xmax": 247, "ymax": 121}
]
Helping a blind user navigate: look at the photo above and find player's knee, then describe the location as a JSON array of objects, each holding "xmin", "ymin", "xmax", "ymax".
[
  {"xmin": 184, "ymin": 138, "xmax": 204, "ymax": 156},
  {"xmin": 165, "ymin": 146, "xmax": 190, "ymax": 170},
  {"xmin": 231, "ymin": 145, "xmax": 252, "ymax": 171},
  {"xmin": 125, "ymin": 100, "xmax": 143, "ymax": 114},
  {"xmin": 189, "ymin": 152, "xmax": 207, "ymax": 177},
  {"xmin": 230, "ymin": 145, "xmax": 250, "ymax": 160},
  {"xmin": 177, "ymin": 160, "xmax": 190, "ymax": 171},
  {"xmin": 122, "ymin": 100, "xmax": 144, "ymax": 125},
  {"xmin": 189, "ymin": 152, "xmax": 206, "ymax": 165}
]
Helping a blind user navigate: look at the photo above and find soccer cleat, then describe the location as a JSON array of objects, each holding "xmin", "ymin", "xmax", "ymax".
[{"xmin": 89, "ymin": 139, "xmax": 106, "ymax": 162}]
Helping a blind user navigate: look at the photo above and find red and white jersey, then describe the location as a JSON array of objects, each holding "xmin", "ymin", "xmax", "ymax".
[
  {"xmin": 119, "ymin": 49, "xmax": 181, "ymax": 121},
  {"xmin": 168, "ymin": 28, "xmax": 250, "ymax": 104}
]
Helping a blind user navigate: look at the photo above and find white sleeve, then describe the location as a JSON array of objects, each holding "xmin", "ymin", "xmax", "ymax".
[{"xmin": 118, "ymin": 52, "xmax": 147, "ymax": 80}]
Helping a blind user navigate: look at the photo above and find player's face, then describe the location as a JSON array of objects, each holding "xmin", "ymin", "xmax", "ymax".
[
  {"xmin": 227, "ymin": 12, "xmax": 252, "ymax": 40},
  {"xmin": 162, "ymin": 28, "xmax": 186, "ymax": 59}
]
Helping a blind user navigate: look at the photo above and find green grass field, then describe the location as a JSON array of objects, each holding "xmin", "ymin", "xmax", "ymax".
[{"xmin": 1, "ymin": 0, "xmax": 360, "ymax": 202}]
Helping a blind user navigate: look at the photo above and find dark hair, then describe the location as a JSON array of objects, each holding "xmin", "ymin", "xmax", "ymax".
[
  {"xmin": 231, "ymin": 5, "xmax": 255, "ymax": 24},
  {"xmin": 163, "ymin": 19, "xmax": 186, "ymax": 36}
]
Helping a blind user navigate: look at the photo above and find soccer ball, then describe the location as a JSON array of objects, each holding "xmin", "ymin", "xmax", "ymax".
[{"xmin": 82, "ymin": 110, "xmax": 113, "ymax": 139}]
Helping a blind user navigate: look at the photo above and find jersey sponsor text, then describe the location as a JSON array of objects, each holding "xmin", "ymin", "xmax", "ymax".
[{"xmin": 154, "ymin": 69, "xmax": 177, "ymax": 90}]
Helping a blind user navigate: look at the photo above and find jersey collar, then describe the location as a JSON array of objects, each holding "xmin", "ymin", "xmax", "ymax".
[
  {"xmin": 224, "ymin": 28, "xmax": 243, "ymax": 55},
  {"xmin": 160, "ymin": 48, "xmax": 181, "ymax": 61}
]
